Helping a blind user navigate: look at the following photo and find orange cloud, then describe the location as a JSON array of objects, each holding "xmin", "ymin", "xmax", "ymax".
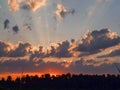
[
  {"xmin": 26, "ymin": 0, "xmax": 46, "ymax": 12},
  {"xmin": 8, "ymin": 0, "xmax": 46, "ymax": 12},
  {"xmin": 8, "ymin": 0, "xmax": 19, "ymax": 12},
  {"xmin": 55, "ymin": 4, "xmax": 69, "ymax": 20},
  {"xmin": 17, "ymin": 0, "xmax": 24, "ymax": 3}
]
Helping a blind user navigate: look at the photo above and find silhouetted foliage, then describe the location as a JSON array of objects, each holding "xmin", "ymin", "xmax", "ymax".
[{"xmin": 0, "ymin": 73, "xmax": 120, "ymax": 90}]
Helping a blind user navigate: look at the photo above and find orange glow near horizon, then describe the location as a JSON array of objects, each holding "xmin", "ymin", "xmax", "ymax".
[{"xmin": 0, "ymin": 70, "xmax": 65, "ymax": 80}]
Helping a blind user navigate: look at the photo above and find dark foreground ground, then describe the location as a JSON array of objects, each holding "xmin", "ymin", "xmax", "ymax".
[{"xmin": 0, "ymin": 73, "xmax": 120, "ymax": 90}]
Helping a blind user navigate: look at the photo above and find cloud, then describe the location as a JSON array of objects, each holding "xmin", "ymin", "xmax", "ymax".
[
  {"xmin": 0, "ymin": 58, "xmax": 66, "ymax": 74},
  {"xmin": 8, "ymin": 42, "xmax": 32, "ymax": 57},
  {"xmin": 12, "ymin": 25, "xmax": 19, "ymax": 33},
  {"xmin": 73, "ymin": 28, "xmax": 120, "ymax": 54},
  {"xmin": 4, "ymin": 19, "xmax": 10, "ymax": 30},
  {"xmin": 0, "ymin": 28, "xmax": 120, "ymax": 58},
  {"xmin": 0, "ymin": 28, "xmax": 120, "ymax": 75},
  {"xmin": 8, "ymin": 0, "xmax": 20, "ymax": 12},
  {"xmin": 0, "ymin": 41, "xmax": 32, "ymax": 57},
  {"xmin": 55, "ymin": 4, "xmax": 75, "ymax": 20},
  {"xmin": 55, "ymin": 4, "xmax": 69, "ymax": 20},
  {"xmin": 46, "ymin": 40, "xmax": 73, "ymax": 58},
  {"xmin": 0, "ymin": 41, "xmax": 13, "ymax": 57},
  {"xmin": 105, "ymin": 49, "xmax": 120, "ymax": 57},
  {"xmin": 8, "ymin": 0, "xmax": 46, "ymax": 12},
  {"xmin": 98, "ymin": 47, "xmax": 120, "ymax": 58},
  {"xmin": 29, "ymin": 46, "xmax": 45, "ymax": 61},
  {"xmin": 0, "ymin": 56, "xmax": 119, "ymax": 74},
  {"xmin": 23, "ymin": 23, "xmax": 32, "ymax": 31},
  {"xmin": 25, "ymin": 0, "xmax": 46, "ymax": 12},
  {"xmin": 0, "ymin": 31, "xmax": 120, "ymax": 74},
  {"xmin": 29, "ymin": 40, "xmax": 73, "ymax": 59},
  {"xmin": 17, "ymin": 0, "xmax": 24, "ymax": 3},
  {"xmin": 68, "ymin": 59, "xmax": 119, "ymax": 74}
]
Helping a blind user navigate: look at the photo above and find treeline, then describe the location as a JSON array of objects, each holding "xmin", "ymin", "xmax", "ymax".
[{"xmin": 0, "ymin": 73, "xmax": 120, "ymax": 90}]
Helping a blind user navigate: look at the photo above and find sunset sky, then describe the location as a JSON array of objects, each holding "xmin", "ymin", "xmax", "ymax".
[{"xmin": 0, "ymin": 0, "xmax": 120, "ymax": 77}]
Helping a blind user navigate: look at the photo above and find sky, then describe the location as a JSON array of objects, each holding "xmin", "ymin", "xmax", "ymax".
[{"xmin": 0, "ymin": 0, "xmax": 120, "ymax": 76}]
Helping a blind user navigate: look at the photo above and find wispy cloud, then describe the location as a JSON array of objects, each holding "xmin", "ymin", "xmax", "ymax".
[
  {"xmin": 55, "ymin": 4, "xmax": 69, "ymax": 20},
  {"xmin": 97, "ymin": 0, "xmax": 111, "ymax": 3},
  {"xmin": 55, "ymin": 4, "xmax": 75, "ymax": 20}
]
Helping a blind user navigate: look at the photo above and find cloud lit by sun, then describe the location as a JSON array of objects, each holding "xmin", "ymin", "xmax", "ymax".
[
  {"xmin": 8, "ymin": 0, "xmax": 47, "ymax": 12},
  {"xmin": 0, "ymin": 0, "xmax": 120, "ymax": 78}
]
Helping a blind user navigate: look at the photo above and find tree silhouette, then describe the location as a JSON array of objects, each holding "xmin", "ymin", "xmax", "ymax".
[
  {"xmin": 0, "ymin": 73, "xmax": 120, "ymax": 90},
  {"xmin": 7, "ymin": 76, "xmax": 12, "ymax": 82}
]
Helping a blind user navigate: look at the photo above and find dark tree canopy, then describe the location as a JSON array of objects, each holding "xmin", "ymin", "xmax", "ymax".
[{"xmin": 0, "ymin": 73, "xmax": 120, "ymax": 90}]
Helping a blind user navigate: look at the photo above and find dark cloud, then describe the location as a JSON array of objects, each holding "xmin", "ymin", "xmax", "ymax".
[
  {"xmin": 0, "ymin": 57, "xmax": 119, "ymax": 74},
  {"xmin": 12, "ymin": 25, "xmax": 19, "ymax": 33},
  {"xmin": 0, "ymin": 28, "xmax": 120, "ymax": 58},
  {"xmin": 4, "ymin": 19, "xmax": 10, "ymax": 30},
  {"xmin": 0, "ymin": 41, "xmax": 11, "ymax": 57},
  {"xmin": 8, "ymin": 42, "xmax": 32, "ymax": 57},
  {"xmin": 29, "ymin": 40, "xmax": 72, "ymax": 58},
  {"xmin": 47, "ymin": 40, "xmax": 72, "ymax": 58},
  {"xmin": 74, "ymin": 28, "xmax": 120, "ymax": 54},
  {"xmin": 71, "ymin": 39, "xmax": 75, "ymax": 43},
  {"xmin": 0, "ymin": 28, "xmax": 120, "ymax": 74},
  {"xmin": 68, "ymin": 59, "xmax": 119, "ymax": 74},
  {"xmin": 21, "ymin": 4, "xmax": 29, "ymax": 10},
  {"xmin": 29, "ymin": 46, "xmax": 45, "ymax": 61},
  {"xmin": 0, "ymin": 58, "xmax": 66, "ymax": 74},
  {"xmin": 0, "ymin": 41, "xmax": 32, "ymax": 57},
  {"xmin": 23, "ymin": 23, "xmax": 32, "ymax": 31},
  {"xmin": 0, "ymin": 59, "xmax": 35, "ymax": 73},
  {"xmin": 70, "ymin": 9, "xmax": 76, "ymax": 15}
]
